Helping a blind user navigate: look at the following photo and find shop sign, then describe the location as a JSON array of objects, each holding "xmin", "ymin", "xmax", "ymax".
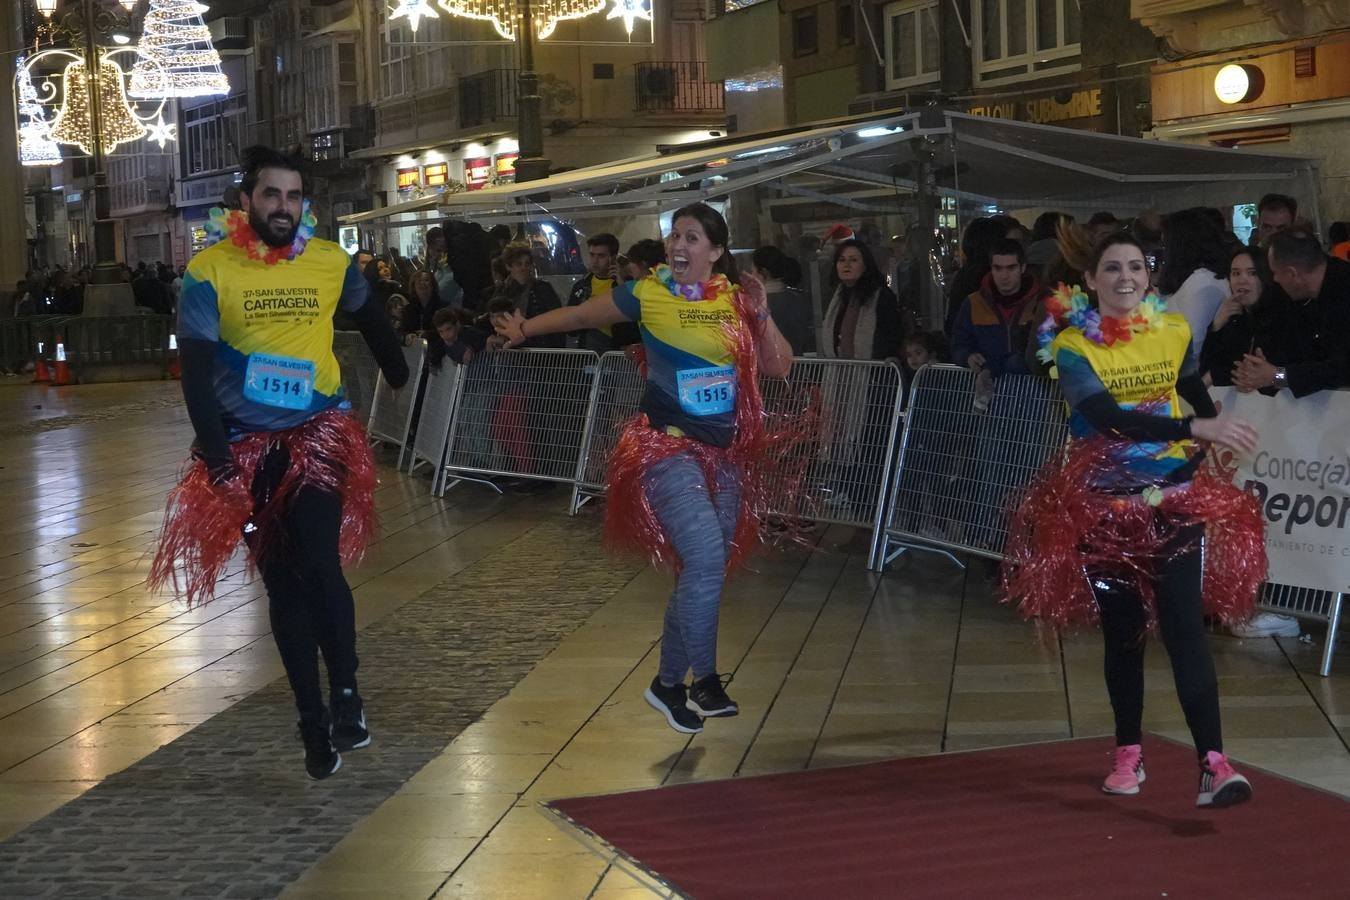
[
  {"xmin": 967, "ymin": 88, "xmax": 1104, "ymax": 127},
  {"xmin": 425, "ymin": 163, "xmax": 450, "ymax": 188},
  {"xmin": 466, "ymin": 157, "xmax": 492, "ymax": 190},
  {"xmin": 494, "ymin": 153, "xmax": 519, "ymax": 180},
  {"xmin": 396, "ymin": 167, "xmax": 421, "ymax": 193}
]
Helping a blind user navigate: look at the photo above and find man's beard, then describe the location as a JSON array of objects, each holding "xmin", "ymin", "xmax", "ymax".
[{"xmin": 248, "ymin": 207, "xmax": 299, "ymax": 248}]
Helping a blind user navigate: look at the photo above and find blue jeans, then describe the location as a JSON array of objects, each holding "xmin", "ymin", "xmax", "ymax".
[{"xmin": 643, "ymin": 452, "xmax": 740, "ymax": 685}]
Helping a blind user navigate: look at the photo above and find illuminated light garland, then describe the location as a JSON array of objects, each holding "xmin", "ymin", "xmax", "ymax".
[
  {"xmin": 430, "ymin": 0, "xmax": 625, "ymax": 40},
  {"xmin": 51, "ymin": 57, "xmax": 148, "ymax": 153},
  {"xmin": 15, "ymin": 58, "xmax": 62, "ymax": 166},
  {"xmin": 129, "ymin": 0, "xmax": 230, "ymax": 98}
]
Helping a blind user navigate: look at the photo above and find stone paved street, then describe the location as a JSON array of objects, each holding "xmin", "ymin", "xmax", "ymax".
[{"xmin": 0, "ymin": 510, "xmax": 639, "ymax": 898}]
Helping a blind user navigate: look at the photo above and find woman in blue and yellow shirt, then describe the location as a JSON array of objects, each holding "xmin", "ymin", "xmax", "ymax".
[
  {"xmin": 494, "ymin": 203, "xmax": 792, "ymax": 735},
  {"xmin": 1005, "ymin": 233, "xmax": 1264, "ymax": 809}
]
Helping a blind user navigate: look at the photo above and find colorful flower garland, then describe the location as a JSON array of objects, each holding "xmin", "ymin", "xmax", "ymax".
[
  {"xmin": 653, "ymin": 263, "xmax": 731, "ymax": 302},
  {"xmin": 1035, "ymin": 282, "xmax": 1167, "ymax": 371},
  {"xmin": 203, "ymin": 201, "xmax": 317, "ymax": 265}
]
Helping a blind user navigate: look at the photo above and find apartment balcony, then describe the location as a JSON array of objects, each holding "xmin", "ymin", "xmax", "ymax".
[
  {"xmin": 635, "ymin": 61, "xmax": 725, "ymax": 114},
  {"xmin": 458, "ymin": 69, "xmax": 519, "ymax": 129}
]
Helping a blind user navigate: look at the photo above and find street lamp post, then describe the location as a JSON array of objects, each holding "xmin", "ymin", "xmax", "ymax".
[{"xmin": 512, "ymin": 0, "xmax": 548, "ymax": 184}]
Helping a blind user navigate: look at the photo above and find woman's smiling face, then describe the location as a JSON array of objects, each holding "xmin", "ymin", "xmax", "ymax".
[
  {"xmin": 1086, "ymin": 241, "xmax": 1149, "ymax": 318},
  {"xmin": 666, "ymin": 216, "xmax": 722, "ymax": 285}
]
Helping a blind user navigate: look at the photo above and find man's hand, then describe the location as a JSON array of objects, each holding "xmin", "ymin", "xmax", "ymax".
[
  {"xmin": 967, "ymin": 352, "xmax": 987, "ymax": 371},
  {"xmin": 207, "ymin": 460, "xmax": 239, "ymax": 487},
  {"xmin": 485, "ymin": 334, "xmax": 508, "ymax": 351},
  {"xmin": 490, "ymin": 308, "xmax": 526, "ymax": 347},
  {"xmin": 1232, "ymin": 348, "xmax": 1277, "ymax": 391}
]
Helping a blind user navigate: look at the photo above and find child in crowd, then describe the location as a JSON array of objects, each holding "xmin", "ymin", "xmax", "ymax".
[{"xmin": 432, "ymin": 306, "xmax": 489, "ymax": 366}]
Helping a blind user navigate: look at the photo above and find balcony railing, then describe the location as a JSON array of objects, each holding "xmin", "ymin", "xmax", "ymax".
[
  {"xmin": 458, "ymin": 69, "xmax": 519, "ymax": 129},
  {"xmin": 635, "ymin": 61, "xmax": 724, "ymax": 114}
]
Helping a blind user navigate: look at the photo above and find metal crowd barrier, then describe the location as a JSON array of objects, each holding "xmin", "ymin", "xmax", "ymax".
[
  {"xmin": 438, "ymin": 348, "xmax": 601, "ymax": 494},
  {"xmin": 63, "ymin": 315, "xmax": 171, "ymax": 370},
  {"xmin": 761, "ymin": 358, "xmax": 905, "ymax": 569},
  {"xmin": 407, "ymin": 358, "xmax": 464, "ymax": 496},
  {"xmin": 334, "ymin": 331, "xmax": 380, "ymax": 420},
  {"xmin": 564, "ymin": 355, "xmax": 905, "ymax": 569},
  {"xmin": 1258, "ymin": 583, "xmax": 1343, "ymax": 677},
  {"xmin": 569, "ymin": 351, "xmax": 646, "ymax": 514},
  {"xmin": 878, "ymin": 363, "xmax": 1343, "ymax": 674},
  {"xmin": 879, "ymin": 365, "xmax": 1067, "ymax": 568},
  {"xmin": 366, "ymin": 340, "xmax": 428, "ymax": 469}
]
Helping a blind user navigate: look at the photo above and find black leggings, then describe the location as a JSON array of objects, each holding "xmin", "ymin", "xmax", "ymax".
[
  {"xmin": 246, "ymin": 445, "xmax": 360, "ymax": 723},
  {"xmin": 1094, "ymin": 523, "xmax": 1221, "ymax": 759}
]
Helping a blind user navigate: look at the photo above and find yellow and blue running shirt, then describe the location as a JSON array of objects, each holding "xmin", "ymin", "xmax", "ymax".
[
  {"xmin": 612, "ymin": 275, "xmax": 739, "ymax": 448},
  {"xmin": 1052, "ymin": 312, "xmax": 1199, "ymax": 484},
  {"xmin": 178, "ymin": 236, "xmax": 368, "ymax": 433}
]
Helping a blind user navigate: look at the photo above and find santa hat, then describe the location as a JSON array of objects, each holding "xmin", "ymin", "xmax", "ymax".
[{"xmin": 820, "ymin": 223, "xmax": 855, "ymax": 243}]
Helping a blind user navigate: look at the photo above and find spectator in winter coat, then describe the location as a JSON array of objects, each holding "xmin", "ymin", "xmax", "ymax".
[
  {"xmin": 820, "ymin": 238, "xmax": 913, "ymax": 360},
  {"xmin": 950, "ymin": 238, "xmax": 1045, "ymax": 378}
]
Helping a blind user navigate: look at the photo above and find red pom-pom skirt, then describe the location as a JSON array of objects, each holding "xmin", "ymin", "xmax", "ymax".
[
  {"xmin": 1001, "ymin": 439, "xmax": 1267, "ymax": 632},
  {"xmin": 149, "ymin": 408, "xmax": 378, "ymax": 606}
]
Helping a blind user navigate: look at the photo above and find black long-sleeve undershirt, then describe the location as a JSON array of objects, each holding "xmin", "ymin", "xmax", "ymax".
[{"xmin": 1074, "ymin": 372, "xmax": 1217, "ymax": 443}]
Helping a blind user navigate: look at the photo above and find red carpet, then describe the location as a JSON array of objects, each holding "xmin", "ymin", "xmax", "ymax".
[{"xmin": 545, "ymin": 736, "xmax": 1350, "ymax": 899}]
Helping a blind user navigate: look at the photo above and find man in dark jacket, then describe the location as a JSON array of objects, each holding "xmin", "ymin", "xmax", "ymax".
[
  {"xmin": 566, "ymin": 232, "xmax": 622, "ymax": 352},
  {"xmin": 1235, "ymin": 227, "xmax": 1350, "ymax": 396},
  {"xmin": 950, "ymin": 238, "xmax": 1044, "ymax": 377}
]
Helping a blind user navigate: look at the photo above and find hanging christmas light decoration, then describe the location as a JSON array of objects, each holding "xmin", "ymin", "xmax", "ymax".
[
  {"xmin": 129, "ymin": 0, "xmax": 230, "ymax": 98},
  {"xmin": 432, "ymin": 0, "xmax": 616, "ymax": 40},
  {"xmin": 146, "ymin": 115, "xmax": 176, "ymax": 148},
  {"xmin": 604, "ymin": 0, "xmax": 649, "ymax": 34},
  {"xmin": 15, "ymin": 58, "xmax": 62, "ymax": 166},
  {"xmin": 389, "ymin": 0, "xmax": 439, "ymax": 32},
  {"xmin": 51, "ymin": 57, "xmax": 148, "ymax": 153}
]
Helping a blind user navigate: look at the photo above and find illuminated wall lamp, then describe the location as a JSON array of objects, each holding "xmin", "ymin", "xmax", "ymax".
[
  {"xmin": 1214, "ymin": 64, "xmax": 1264, "ymax": 105},
  {"xmin": 35, "ymin": 0, "xmax": 57, "ymax": 17}
]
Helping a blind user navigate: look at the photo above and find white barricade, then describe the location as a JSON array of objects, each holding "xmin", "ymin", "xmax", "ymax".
[
  {"xmin": 407, "ymin": 356, "xmax": 463, "ymax": 495},
  {"xmin": 366, "ymin": 341, "xmax": 427, "ymax": 470},
  {"xmin": 569, "ymin": 351, "xmax": 645, "ymax": 514},
  {"xmin": 760, "ymin": 358, "xmax": 905, "ymax": 570},
  {"xmin": 438, "ymin": 348, "xmax": 601, "ymax": 494},
  {"xmin": 564, "ymin": 355, "xmax": 904, "ymax": 570},
  {"xmin": 334, "ymin": 331, "xmax": 379, "ymax": 421}
]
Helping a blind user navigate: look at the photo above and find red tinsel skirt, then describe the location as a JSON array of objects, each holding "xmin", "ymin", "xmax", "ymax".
[
  {"xmin": 1001, "ymin": 439, "xmax": 1267, "ymax": 631},
  {"xmin": 149, "ymin": 408, "xmax": 378, "ymax": 606}
]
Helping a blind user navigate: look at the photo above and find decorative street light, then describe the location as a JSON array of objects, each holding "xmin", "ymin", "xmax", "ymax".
[
  {"xmin": 14, "ymin": 0, "xmax": 229, "ymax": 289},
  {"xmin": 388, "ymin": 0, "xmax": 652, "ymax": 183}
]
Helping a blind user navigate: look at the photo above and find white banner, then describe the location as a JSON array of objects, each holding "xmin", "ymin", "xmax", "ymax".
[{"xmin": 1211, "ymin": 387, "xmax": 1350, "ymax": 594}]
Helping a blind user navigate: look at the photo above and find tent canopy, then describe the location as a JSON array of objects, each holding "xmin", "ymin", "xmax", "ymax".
[{"xmin": 339, "ymin": 108, "xmax": 1320, "ymax": 228}]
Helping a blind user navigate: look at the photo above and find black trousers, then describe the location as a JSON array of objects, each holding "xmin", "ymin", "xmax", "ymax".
[
  {"xmin": 246, "ymin": 445, "xmax": 360, "ymax": 723},
  {"xmin": 1093, "ymin": 523, "xmax": 1222, "ymax": 759}
]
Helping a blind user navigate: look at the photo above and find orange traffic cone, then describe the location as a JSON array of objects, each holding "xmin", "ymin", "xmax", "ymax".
[
  {"xmin": 32, "ymin": 340, "xmax": 51, "ymax": 384},
  {"xmin": 167, "ymin": 333, "xmax": 180, "ymax": 379},
  {"xmin": 52, "ymin": 334, "xmax": 71, "ymax": 386}
]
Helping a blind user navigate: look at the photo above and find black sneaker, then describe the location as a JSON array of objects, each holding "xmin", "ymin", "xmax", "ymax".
[
  {"xmin": 300, "ymin": 718, "xmax": 342, "ymax": 780},
  {"xmin": 687, "ymin": 673, "xmax": 739, "ymax": 717},
  {"xmin": 331, "ymin": 687, "xmax": 371, "ymax": 751},
  {"xmin": 643, "ymin": 677, "xmax": 703, "ymax": 734}
]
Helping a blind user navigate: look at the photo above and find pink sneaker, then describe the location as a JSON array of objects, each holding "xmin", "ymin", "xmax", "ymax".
[
  {"xmin": 1102, "ymin": 744, "xmax": 1145, "ymax": 795},
  {"xmin": 1197, "ymin": 751, "xmax": 1252, "ymax": 808}
]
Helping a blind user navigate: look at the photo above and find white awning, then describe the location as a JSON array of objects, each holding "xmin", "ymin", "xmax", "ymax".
[
  {"xmin": 339, "ymin": 194, "xmax": 441, "ymax": 225},
  {"xmin": 338, "ymin": 108, "xmax": 1320, "ymax": 226}
]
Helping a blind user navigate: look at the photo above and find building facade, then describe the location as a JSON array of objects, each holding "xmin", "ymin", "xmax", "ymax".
[{"xmin": 1134, "ymin": 0, "xmax": 1350, "ymax": 226}]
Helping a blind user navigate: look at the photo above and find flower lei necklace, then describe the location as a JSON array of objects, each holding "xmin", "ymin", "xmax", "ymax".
[
  {"xmin": 1035, "ymin": 282, "xmax": 1167, "ymax": 368},
  {"xmin": 203, "ymin": 200, "xmax": 317, "ymax": 265},
  {"xmin": 653, "ymin": 263, "xmax": 731, "ymax": 301}
]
